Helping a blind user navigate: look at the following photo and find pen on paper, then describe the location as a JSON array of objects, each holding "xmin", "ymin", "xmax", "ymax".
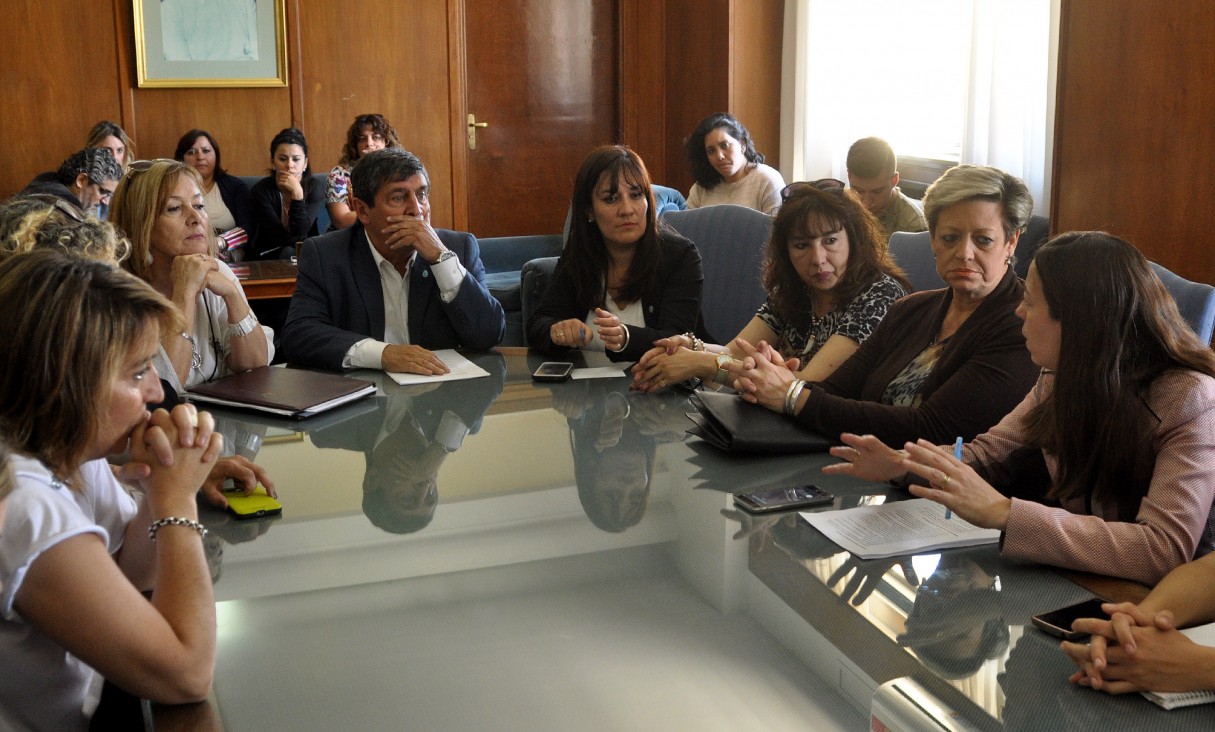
[{"xmin": 946, "ymin": 436, "xmax": 963, "ymax": 520}]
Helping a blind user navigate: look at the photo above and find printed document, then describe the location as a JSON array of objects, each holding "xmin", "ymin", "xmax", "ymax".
[{"xmin": 800, "ymin": 498, "xmax": 1001, "ymax": 559}]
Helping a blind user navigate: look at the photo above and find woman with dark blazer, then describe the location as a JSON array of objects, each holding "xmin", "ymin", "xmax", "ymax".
[
  {"xmin": 731, "ymin": 164, "xmax": 1040, "ymax": 446},
  {"xmin": 174, "ymin": 129, "xmax": 256, "ymax": 257},
  {"xmin": 249, "ymin": 127, "xmax": 324, "ymax": 260},
  {"xmin": 527, "ymin": 145, "xmax": 706, "ymax": 362}
]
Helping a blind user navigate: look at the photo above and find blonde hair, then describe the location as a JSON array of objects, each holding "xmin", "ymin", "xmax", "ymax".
[
  {"xmin": 0, "ymin": 249, "xmax": 179, "ymax": 479},
  {"xmin": 0, "ymin": 203, "xmax": 130, "ymax": 265},
  {"xmin": 922, "ymin": 164, "xmax": 1033, "ymax": 239},
  {"xmin": 85, "ymin": 120, "xmax": 136, "ymax": 171},
  {"xmin": 110, "ymin": 160, "xmax": 214, "ymax": 281}
]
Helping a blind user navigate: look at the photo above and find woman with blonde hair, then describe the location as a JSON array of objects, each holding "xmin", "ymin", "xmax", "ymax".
[
  {"xmin": 0, "ymin": 249, "xmax": 221, "ymax": 730},
  {"xmin": 110, "ymin": 159, "xmax": 273, "ymax": 395},
  {"xmin": 85, "ymin": 120, "xmax": 135, "ymax": 173}
]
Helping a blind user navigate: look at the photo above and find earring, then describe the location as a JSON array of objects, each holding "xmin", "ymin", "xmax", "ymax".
[
  {"xmin": 145, "ymin": 251, "xmax": 154, "ymax": 267},
  {"xmin": 1005, "ymin": 255, "xmax": 1013, "ymax": 265}
]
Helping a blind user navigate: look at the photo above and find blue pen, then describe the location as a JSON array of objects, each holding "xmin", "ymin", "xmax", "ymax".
[{"xmin": 946, "ymin": 436, "xmax": 963, "ymax": 520}]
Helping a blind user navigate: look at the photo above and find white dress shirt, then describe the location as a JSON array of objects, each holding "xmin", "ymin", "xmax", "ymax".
[{"xmin": 343, "ymin": 231, "xmax": 467, "ymax": 369}]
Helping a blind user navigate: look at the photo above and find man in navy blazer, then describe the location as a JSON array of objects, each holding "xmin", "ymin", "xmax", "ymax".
[{"xmin": 281, "ymin": 148, "xmax": 505, "ymax": 373}]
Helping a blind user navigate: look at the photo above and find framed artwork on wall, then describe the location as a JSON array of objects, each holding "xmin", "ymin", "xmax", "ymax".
[{"xmin": 133, "ymin": 0, "xmax": 288, "ymax": 88}]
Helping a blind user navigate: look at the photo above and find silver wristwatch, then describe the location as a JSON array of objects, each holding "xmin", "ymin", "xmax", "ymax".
[{"xmin": 432, "ymin": 250, "xmax": 457, "ymax": 265}]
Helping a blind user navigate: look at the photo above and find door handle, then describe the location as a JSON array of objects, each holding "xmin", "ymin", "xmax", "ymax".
[{"xmin": 467, "ymin": 113, "xmax": 489, "ymax": 150}]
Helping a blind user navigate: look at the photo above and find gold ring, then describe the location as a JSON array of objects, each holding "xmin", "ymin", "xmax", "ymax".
[{"xmin": 941, "ymin": 474, "xmax": 951, "ymax": 488}]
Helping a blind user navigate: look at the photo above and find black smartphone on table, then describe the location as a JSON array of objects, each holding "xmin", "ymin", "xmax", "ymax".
[
  {"xmin": 1030, "ymin": 598, "xmax": 1109, "ymax": 640},
  {"xmin": 532, "ymin": 361, "xmax": 574, "ymax": 382},
  {"xmin": 734, "ymin": 484, "xmax": 834, "ymax": 514}
]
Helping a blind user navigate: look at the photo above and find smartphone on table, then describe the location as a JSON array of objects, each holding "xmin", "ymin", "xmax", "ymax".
[
  {"xmin": 532, "ymin": 361, "xmax": 574, "ymax": 382},
  {"xmin": 225, "ymin": 485, "xmax": 283, "ymax": 520},
  {"xmin": 1030, "ymin": 598, "xmax": 1109, "ymax": 640},
  {"xmin": 734, "ymin": 484, "xmax": 834, "ymax": 514}
]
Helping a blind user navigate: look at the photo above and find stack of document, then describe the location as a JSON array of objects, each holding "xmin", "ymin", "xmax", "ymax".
[{"xmin": 799, "ymin": 498, "xmax": 1001, "ymax": 559}]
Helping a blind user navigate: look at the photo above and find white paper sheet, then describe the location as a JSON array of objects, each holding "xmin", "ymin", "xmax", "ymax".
[
  {"xmin": 571, "ymin": 366, "xmax": 629, "ymax": 380},
  {"xmin": 800, "ymin": 498, "xmax": 1001, "ymax": 559},
  {"xmin": 387, "ymin": 350, "xmax": 491, "ymax": 385}
]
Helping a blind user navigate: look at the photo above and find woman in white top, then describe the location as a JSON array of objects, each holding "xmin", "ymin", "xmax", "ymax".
[
  {"xmin": 0, "ymin": 250, "xmax": 220, "ymax": 731},
  {"xmin": 110, "ymin": 159, "xmax": 273, "ymax": 397},
  {"xmin": 684, "ymin": 112, "xmax": 786, "ymax": 215}
]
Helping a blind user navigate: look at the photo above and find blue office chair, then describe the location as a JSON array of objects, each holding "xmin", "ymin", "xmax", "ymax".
[
  {"xmin": 1151, "ymin": 262, "xmax": 1215, "ymax": 344},
  {"xmin": 889, "ymin": 215, "xmax": 1053, "ymax": 292},
  {"xmin": 520, "ymin": 256, "xmax": 561, "ymax": 347},
  {"xmin": 888, "ymin": 231, "xmax": 942, "ymax": 292},
  {"xmin": 663, "ymin": 204, "xmax": 771, "ymax": 343}
]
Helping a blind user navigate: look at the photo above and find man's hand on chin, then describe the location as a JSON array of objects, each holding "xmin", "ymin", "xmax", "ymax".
[
  {"xmin": 382, "ymin": 344, "xmax": 451, "ymax": 375},
  {"xmin": 384, "ymin": 215, "xmax": 445, "ymax": 263}
]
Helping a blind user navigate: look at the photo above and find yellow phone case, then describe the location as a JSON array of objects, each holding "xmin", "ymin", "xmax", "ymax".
[{"xmin": 225, "ymin": 486, "xmax": 283, "ymax": 519}]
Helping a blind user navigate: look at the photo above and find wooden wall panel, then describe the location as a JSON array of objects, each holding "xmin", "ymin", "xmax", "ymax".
[
  {"xmin": 0, "ymin": 1, "xmax": 124, "ymax": 197},
  {"xmin": 729, "ymin": 0, "xmax": 783, "ymax": 172},
  {"xmin": 618, "ymin": 0, "xmax": 669, "ymax": 182},
  {"xmin": 1, "ymin": 0, "xmax": 785, "ymax": 232},
  {"xmin": 296, "ymin": 2, "xmax": 457, "ymax": 227},
  {"xmin": 116, "ymin": 0, "xmax": 295, "ymax": 175},
  {"xmin": 662, "ymin": 0, "xmax": 730, "ymax": 195},
  {"xmin": 1053, "ymin": 0, "xmax": 1215, "ymax": 284}
]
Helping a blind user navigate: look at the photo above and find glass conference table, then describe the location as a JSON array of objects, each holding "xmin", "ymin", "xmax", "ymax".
[{"xmin": 155, "ymin": 349, "xmax": 1214, "ymax": 731}]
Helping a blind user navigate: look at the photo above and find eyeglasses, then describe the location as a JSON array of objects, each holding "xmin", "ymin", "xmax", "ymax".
[
  {"xmin": 88, "ymin": 178, "xmax": 117, "ymax": 204},
  {"xmin": 780, "ymin": 178, "xmax": 847, "ymax": 200}
]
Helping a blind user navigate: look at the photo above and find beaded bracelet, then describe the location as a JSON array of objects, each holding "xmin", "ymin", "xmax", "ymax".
[
  {"xmin": 680, "ymin": 331, "xmax": 703, "ymax": 352},
  {"xmin": 784, "ymin": 379, "xmax": 808, "ymax": 416},
  {"xmin": 148, "ymin": 516, "xmax": 208, "ymax": 542}
]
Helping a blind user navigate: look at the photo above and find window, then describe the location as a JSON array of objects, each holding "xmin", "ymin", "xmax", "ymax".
[{"xmin": 781, "ymin": 0, "xmax": 1056, "ymax": 212}]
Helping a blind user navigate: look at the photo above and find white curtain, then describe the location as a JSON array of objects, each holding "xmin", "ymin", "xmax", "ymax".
[{"xmin": 781, "ymin": 0, "xmax": 1058, "ymax": 215}]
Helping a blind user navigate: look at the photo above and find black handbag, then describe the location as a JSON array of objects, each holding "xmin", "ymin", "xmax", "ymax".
[{"xmin": 686, "ymin": 390, "xmax": 835, "ymax": 455}]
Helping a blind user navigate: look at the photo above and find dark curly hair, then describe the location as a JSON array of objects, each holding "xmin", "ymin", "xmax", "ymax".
[
  {"xmin": 684, "ymin": 112, "xmax": 764, "ymax": 190},
  {"xmin": 338, "ymin": 114, "xmax": 402, "ymax": 169},
  {"xmin": 761, "ymin": 185, "xmax": 909, "ymax": 331}
]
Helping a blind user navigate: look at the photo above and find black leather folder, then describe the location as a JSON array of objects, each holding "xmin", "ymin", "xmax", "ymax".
[
  {"xmin": 686, "ymin": 390, "xmax": 835, "ymax": 454},
  {"xmin": 187, "ymin": 366, "xmax": 376, "ymax": 418}
]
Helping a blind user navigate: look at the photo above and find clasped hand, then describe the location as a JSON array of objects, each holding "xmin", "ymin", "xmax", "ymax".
[
  {"xmin": 1061, "ymin": 602, "xmax": 1201, "ymax": 694},
  {"xmin": 725, "ymin": 338, "xmax": 800, "ymax": 407},
  {"xmin": 127, "ymin": 405, "xmax": 223, "ymax": 513},
  {"xmin": 631, "ymin": 335, "xmax": 697, "ymax": 391},
  {"xmin": 171, "ymin": 253, "xmax": 236, "ymax": 302}
]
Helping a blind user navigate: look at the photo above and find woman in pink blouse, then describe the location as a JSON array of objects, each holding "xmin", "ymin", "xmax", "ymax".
[{"xmin": 828, "ymin": 231, "xmax": 1215, "ymax": 584}]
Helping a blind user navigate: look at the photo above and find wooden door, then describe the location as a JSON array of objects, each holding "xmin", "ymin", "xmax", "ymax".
[{"xmin": 461, "ymin": 0, "xmax": 618, "ymax": 238}]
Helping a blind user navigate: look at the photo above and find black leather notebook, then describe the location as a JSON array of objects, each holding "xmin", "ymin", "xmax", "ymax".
[
  {"xmin": 187, "ymin": 366, "xmax": 376, "ymax": 418},
  {"xmin": 686, "ymin": 390, "xmax": 835, "ymax": 454}
]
